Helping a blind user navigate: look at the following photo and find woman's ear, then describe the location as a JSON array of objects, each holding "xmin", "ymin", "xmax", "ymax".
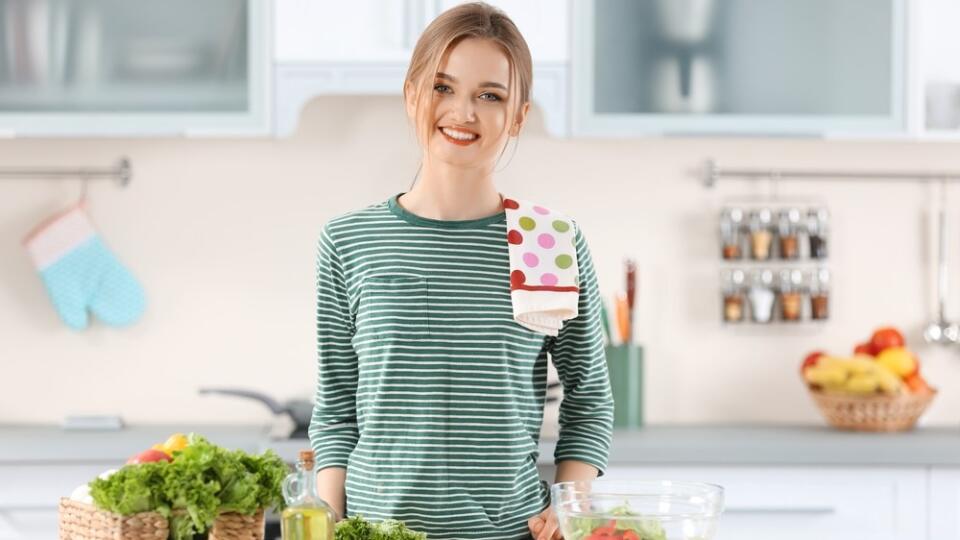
[
  {"xmin": 510, "ymin": 101, "xmax": 531, "ymax": 137},
  {"xmin": 404, "ymin": 80, "xmax": 418, "ymax": 121}
]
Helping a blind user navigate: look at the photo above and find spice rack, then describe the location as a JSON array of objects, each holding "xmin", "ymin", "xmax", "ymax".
[{"xmin": 718, "ymin": 201, "xmax": 831, "ymax": 325}]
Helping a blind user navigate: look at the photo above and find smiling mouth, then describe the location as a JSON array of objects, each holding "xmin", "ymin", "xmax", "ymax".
[{"xmin": 439, "ymin": 126, "xmax": 480, "ymax": 146}]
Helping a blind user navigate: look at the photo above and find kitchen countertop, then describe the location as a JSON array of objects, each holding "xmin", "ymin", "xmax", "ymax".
[{"xmin": 4, "ymin": 423, "xmax": 960, "ymax": 466}]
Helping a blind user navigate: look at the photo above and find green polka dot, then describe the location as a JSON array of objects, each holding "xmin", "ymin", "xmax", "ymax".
[
  {"xmin": 555, "ymin": 254, "xmax": 573, "ymax": 269},
  {"xmin": 519, "ymin": 216, "xmax": 536, "ymax": 231},
  {"xmin": 552, "ymin": 220, "xmax": 570, "ymax": 233}
]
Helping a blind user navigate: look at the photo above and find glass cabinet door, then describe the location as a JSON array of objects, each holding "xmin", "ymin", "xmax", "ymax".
[
  {"xmin": 573, "ymin": 0, "xmax": 905, "ymax": 136},
  {"xmin": 0, "ymin": 0, "xmax": 268, "ymax": 136}
]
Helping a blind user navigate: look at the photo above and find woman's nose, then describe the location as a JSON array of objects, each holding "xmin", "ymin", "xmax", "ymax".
[{"xmin": 452, "ymin": 95, "xmax": 477, "ymax": 123}]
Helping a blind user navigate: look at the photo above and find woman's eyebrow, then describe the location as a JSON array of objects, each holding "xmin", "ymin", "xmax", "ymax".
[{"xmin": 436, "ymin": 72, "xmax": 507, "ymax": 91}]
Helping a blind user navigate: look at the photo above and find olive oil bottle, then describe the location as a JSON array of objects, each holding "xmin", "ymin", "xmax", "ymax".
[{"xmin": 281, "ymin": 450, "xmax": 336, "ymax": 540}]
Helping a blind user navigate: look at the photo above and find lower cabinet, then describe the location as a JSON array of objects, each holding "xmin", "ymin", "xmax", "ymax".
[
  {"xmin": 599, "ymin": 466, "xmax": 928, "ymax": 540},
  {"xmin": 931, "ymin": 467, "xmax": 960, "ymax": 539},
  {"xmin": 0, "ymin": 464, "xmax": 114, "ymax": 540}
]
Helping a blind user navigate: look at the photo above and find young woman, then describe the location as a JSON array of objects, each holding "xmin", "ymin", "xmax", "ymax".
[{"xmin": 309, "ymin": 3, "xmax": 614, "ymax": 539}]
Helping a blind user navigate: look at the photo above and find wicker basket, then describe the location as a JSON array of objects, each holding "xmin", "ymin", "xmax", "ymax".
[
  {"xmin": 59, "ymin": 498, "xmax": 265, "ymax": 540},
  {"xmin": 808, "ymin": 388, "xmax": 937, "ymax": 432}
]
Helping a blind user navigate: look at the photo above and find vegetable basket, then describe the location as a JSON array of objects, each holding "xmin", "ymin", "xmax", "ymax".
[
  {"xmin": 808, "ymin": 388, "xmax": 937, "ymax": 432},
  {"xmin": 58, "ymin": 498, "xmax": 265, "ymax": 540}
]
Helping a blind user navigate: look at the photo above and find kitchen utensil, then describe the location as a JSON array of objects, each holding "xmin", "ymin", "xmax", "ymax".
[
  {"xmin": 625, "ymin": 258, "xmax": 637, "ymax": 342},
  {"xmin": 615, "ymin": 293, "xmax": 630, "ymax": 345},
  {"xmin": 198, "ymin": 387, "xmax": 313, "ymax": 438},
  {"xmin": 552, "ymin": 479, "xmax": 724, "ymax": 540},
  {"xmin": 923, "ymin": 186, "xmax": 960, "ymax": 345}
]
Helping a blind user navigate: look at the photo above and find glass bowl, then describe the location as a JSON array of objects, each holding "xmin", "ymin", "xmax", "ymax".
[{"xmin": 551, "ymin": 480, "xmax": 724, "ymax": 540}]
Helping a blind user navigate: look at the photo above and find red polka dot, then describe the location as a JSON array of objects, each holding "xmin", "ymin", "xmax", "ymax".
[
  {"xmin": 503, "ymin": 198, "xmax": 520, "ymax": 210},
  {"xmin": 510, "ymin": 269, "xmax": 527, "ymax": 288},
  {"xmin": 507, "ymin": 229, "xmax": 523, "ymax": 244}
]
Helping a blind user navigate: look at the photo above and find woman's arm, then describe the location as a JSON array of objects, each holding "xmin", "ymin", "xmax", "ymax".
[
  {"xmin": 555, "ymin": 459, "xmax": 599, "ymax": 483},
  {"xmin": 316, "ymin": 466, "xmax": 346, "ymax": 520},
  {"xmin": 310, "ymin": 224, "xmax": 360, "ymax": 520}
]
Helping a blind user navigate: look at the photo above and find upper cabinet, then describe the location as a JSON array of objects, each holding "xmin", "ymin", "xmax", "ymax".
[
  {"xmin": 571, "ymin": 0, "xmax": 906, "ymax": 137},
  {"xmin": 273, "ymin": 0, "xmax": 571, "ymax": 137},
  {"xmin": 913, "ymin": 0, "xmax": 960, "ymax": 138},
  {"xmin": 0, "ymin": 0, "xmax": 270, "ymax": 136}
]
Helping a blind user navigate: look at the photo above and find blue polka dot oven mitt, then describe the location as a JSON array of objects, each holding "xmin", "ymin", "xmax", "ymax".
[
  {"xmin": 22, "ymin": 204, "xmax": 146, "ymax": 330},
  {"xmin": 503, "ymin": 196, "xmax": 579, "ymax": 336}
]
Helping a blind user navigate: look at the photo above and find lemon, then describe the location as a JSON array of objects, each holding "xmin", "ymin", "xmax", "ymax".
[{"xmin": 162, "ymin": 433, "xmax": 189, "ymax": 454}]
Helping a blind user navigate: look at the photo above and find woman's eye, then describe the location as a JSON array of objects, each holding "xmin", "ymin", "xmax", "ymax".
[
  {"xmin": 480, "ymin": 93, "xmax": 502, "ymax": 102},
  {"xmin": 434, "ymin": 84, "xmax": 451, "ymax": 93}
]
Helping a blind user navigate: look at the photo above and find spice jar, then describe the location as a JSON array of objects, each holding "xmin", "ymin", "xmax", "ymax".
[
  {"xmin": 809, "ymin": 267, "xmax": 830, "ymax": 320},
  {"xmin": 778, "ymin": 208, "xmax": 801, "ymax": 260},
  {"xmin": 747, "ymin": 269, "xmax": 776, "ymax": 323},
  {"xmin": 720, "ymin": 208, "xmax": 744, "ymax": 260},
  {"xmin": 721, "ymin": 269, "xmax": 746, "ymax": 322},
  {"xmin": 749, "ymin": 208, "xmax": 774, "ymax": 260},
  {"xmin": 807, "ymin": 207, "xmax": 829, "ymax": 259},
  {"xmin": 779, "ymin": 269, "xmax": 804, "ymax": 321}
]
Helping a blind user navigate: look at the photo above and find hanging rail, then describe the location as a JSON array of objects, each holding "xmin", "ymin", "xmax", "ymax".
[
  {"xmin": 0, "ymin": 157, "xmax": 131, "ymax": 187},
  {"xmin": 703, "ymin": 158, "xmax": 960, "ymax": 188}
]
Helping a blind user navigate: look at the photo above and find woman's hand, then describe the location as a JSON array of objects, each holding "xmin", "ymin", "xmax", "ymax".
[{"xmin": 527, "ymin": 505, "xmax": 562, "ymax": 540}]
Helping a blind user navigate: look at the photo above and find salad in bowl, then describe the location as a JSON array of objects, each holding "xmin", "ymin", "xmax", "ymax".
[{"xmin": 551, "ymin": 480, "xmax": 724, "ymax": 540}]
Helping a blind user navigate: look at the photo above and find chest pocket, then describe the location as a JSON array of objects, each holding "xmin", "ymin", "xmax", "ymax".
[{"xmin": 356, "ymin": 275, "xmax": 430, "ymax": 341}]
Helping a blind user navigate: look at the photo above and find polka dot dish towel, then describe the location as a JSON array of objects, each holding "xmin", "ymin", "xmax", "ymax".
[
  {"xmin": 23, "ymin": 203, "xmax": 146, "ymax": 330},
  {"xmin": 503, "ymin": 196, "xmax": 579, "ymax": 336}
]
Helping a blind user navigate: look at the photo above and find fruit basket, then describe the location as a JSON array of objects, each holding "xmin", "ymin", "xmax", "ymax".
[
  {"xmin": 59, "ymin": 498, "xmax": 265, "ymax": 540},
  {"xmin": 801, "ymin": 326, "xmax": 937, "ymax": 432},
  {"xmin": 552, "ymin": 480, "xmax": 724, "ymax": 540},
  {"xmin": 807, "ymin": 388, "xmax": 937, "ymax": 432}
]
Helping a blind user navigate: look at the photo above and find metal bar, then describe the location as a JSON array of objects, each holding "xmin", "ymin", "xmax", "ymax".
[
  {"xmin": 0, "ymin": 157, "xmax": 131, "ymax": 187},
  {"xmin": 703, "ymin": 158, "xmax": 960, "ymax": 188}
]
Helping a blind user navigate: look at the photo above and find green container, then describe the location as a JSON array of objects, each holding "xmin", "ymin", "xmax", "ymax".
[{"xmin": 605, "ymin": 344, "xmax": 643, "ymax": 429}]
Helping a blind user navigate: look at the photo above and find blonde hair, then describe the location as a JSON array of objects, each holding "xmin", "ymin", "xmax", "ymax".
[{"xmin": 403, "ymin": 2, "xmax": 532, "ymax": 173}]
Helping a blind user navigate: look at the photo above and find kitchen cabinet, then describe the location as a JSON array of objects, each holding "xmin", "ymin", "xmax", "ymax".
[
  {"xmin": 0, "ymin": 0, "xmax": 271, "ymax": 137},
  {"xmin": 571, "ymin": 0, "xmax": 906, "ymax": 137},
  {"xmin": 911, "ymin": 0, "xmax": 960, "ymax": 139},
  {"xmin": 606, "ymin": 465, "xmax": 928, "ymax": 540},
  {"xmin": 273, "ymin": 0, "xmax": 571, "ymax": 137},
  {"xmin": 930, "ymin": 467, "xmax": 960, "ymax": 539},
  {"xmin": 0, "ymin": 464, "xmax": 115, "ymax": 540}
]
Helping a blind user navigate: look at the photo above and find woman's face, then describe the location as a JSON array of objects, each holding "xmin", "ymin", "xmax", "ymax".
[{"xmin": 407, "ymin": 37, "xmax": 529, "ymax": 169}]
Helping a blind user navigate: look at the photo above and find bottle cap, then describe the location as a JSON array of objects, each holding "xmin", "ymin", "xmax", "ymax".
[{"xmin": 299, "ymin": 449, "xmax": 316, "ymax": 468}]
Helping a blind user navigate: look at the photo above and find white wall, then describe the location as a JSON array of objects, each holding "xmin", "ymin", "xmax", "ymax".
[{"xmin": 2, "ymin": 95, "xmax": 959, "ymax": 427}]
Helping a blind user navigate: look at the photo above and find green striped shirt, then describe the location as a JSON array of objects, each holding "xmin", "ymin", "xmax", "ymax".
[{"xmin": 310, "ymin": 193, "xmax": 614, "ymax": 539}]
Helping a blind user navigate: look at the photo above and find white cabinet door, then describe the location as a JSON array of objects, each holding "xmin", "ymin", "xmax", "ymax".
[
  {"xmin": 0, "ymin": 464, "xmax": 114, "ymax": 540},
  {"xmin": 913, "ymin": 0, "xmax": 960, "ymax": 138},
  {"xmin": 930, "ymin": 467, "xmax": 960, "ymax": 539},
  {"xmin": 436, "ymin": 0, "xmax": 569, "ymax": 63},
  {"xmin": 275, "ymin": 0, "xmax": 431, "ymax": 63},
  {"xmin": 606, "ymin": 465, "xmax": 927, "ymax": 540}
]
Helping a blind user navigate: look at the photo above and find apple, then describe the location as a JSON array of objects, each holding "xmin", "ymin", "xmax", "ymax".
[
  {"xmin": 853, "ymin": 342, "xmax": 875, "ymax": 356},
  {"xmin": 800, "ymin": 351, "xmax": 825, "ymax": 375},
  {"xmin": 126, "ymin": 448, "xmax": 172, "ymax": 465},
  {"xmin": 869, "ymin": 327, "xmax": 905, "ymax": 354}
]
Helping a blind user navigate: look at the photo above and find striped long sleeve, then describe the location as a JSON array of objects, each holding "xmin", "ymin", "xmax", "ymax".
[
  {"xmin": 549, "ymin": 222, "xmax": 615, "ymax": 475},
  {"xmin": 309, "ymin": 224, "xmax": 360, "ymax": 470}
]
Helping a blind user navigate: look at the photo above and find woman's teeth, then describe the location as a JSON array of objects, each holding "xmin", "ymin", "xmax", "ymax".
[{"xmin": 441, "ymin": 127, "xmax": 478, "ymax": 141}]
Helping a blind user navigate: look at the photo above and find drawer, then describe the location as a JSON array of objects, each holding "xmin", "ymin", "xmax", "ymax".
[
  {"xmin": 0, "ymin": 464, "xmax": 114, "ymax": 508},
  {"xmin": 605, "ymin": 465, "xmax": 927, "ymax": 540}
]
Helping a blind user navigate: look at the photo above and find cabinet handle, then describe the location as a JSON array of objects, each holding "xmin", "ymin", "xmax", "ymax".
[{"xmin": 725, "ymin": 506, "xmax": 836, "ymax": 515}]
